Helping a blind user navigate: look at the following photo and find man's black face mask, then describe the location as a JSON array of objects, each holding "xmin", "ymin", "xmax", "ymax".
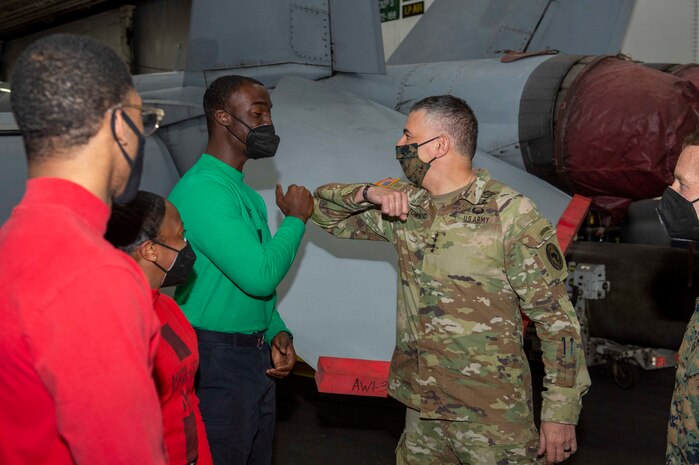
[
  {"xmin": 223, "ymin": 110, "xmax": 280, "ymax": 160},
  {"xmin": 657, "ymin": 187, "xmax": 699, "ymax": 241}
]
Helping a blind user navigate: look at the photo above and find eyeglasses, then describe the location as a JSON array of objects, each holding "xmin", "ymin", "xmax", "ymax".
[{"xmin": 109, "ymin": 103, "xmax": 165, "ymax": 136}]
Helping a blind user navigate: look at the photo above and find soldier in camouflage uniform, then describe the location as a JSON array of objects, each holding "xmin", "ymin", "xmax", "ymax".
[
  {"xmin": 659, "ymin": 134, "xmax": 699, "ymax": 464},
  {"xmin": 312, "ymin": 96, "xmax": 590, "ymax": 465},
  {"xmin": 667, "ymin": 299, "xmax": 699, "ymax": 465}
]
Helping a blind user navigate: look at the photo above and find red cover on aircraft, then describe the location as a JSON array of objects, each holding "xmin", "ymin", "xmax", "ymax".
[
  {"xmin": 554, "ymin": 56, "xmax": 699, "ymax": 205},
  {"xmin": 672, "ymin": 63, "xmax": 699, "ymax": 91},
  {"xmin": 316, "ymin": 357, "xmax": 390, "ymax": 397}
]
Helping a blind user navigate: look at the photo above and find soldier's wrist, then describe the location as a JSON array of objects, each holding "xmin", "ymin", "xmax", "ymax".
[{"xmin": 362, "ymin": 184, "xmax": 372, "ymax": 202}]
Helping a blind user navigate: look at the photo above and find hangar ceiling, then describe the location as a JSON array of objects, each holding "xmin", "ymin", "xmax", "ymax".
[{"xmin": 0, "ymin": 0, "xmax": 135, "ymax": 41}]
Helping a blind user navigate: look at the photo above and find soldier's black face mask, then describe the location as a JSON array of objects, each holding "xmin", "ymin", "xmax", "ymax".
[
  {"xmin": 657, "ymin": 187, "xmax": 699, "ymax": 241},
  {"xmin": 395, "ymin": 136, "xmax": 439, "ymax": 187},
  {"xmin": 223, "ymin": 110, "xmax": 280, "ymax": 159},
  {"xmin": 152, "ymin": 239, "xmax": 197, "ymax": 287}
]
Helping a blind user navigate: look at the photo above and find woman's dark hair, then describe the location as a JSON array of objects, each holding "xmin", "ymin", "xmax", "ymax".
[{"xmin": 105, "ymin": 191, "xmax": 166, "ymax": 255}]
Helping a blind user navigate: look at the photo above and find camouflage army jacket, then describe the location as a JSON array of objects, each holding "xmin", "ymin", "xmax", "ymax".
[
  {"xmin": 667, "ymin": 298, "xmax": 699, "ymax": 464},
  {"xmin": 312, "ymin": 169, "xmax": 590, "ymax": 425}
]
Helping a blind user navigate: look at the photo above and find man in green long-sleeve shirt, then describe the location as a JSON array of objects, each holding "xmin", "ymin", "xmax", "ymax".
[{"xmin": 169, "ymin": 75, "xmax": 313, "ymax": 465}]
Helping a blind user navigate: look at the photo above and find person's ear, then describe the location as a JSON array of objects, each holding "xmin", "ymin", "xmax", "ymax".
[
  {"xmin": 111, "ymin": 109, "xmax": 129, "ymax": 146},
  {"xmin": 137, "ymin": 240, "xmax": 158, "ymax": 263},
  {"xmin": 214, "ymin": 109, "xmax": 231, "ymax": 127},
  {"xmin": 436, "ymin": 134, "xmax": 450, "ymax": 158}
]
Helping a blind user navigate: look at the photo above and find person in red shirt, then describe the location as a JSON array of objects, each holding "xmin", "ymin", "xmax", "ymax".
[
  {"xmin": 0, "ymin": 34, "xmax": 167, "ymax": 464},
  {"xmin": 106, "ymin": 190, "xmax": 214, "ymax": 465}
]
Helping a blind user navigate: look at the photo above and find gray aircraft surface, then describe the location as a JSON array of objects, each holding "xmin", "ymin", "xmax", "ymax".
[{"xmin": 1, "ymin": 0, "xmax": 697, "ymax": 393}]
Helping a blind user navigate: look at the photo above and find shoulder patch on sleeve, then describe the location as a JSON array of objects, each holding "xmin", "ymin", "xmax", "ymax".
[
  {"xmin": 546, "ymin": 243, "xmax": 564, "ymax": 271},
  {"xmin": 374, "ymin": 177, "xmax": 400, "ymax": 188},
  {"xmin": 518, "ymin": 217, "xmax": 566, "ymax": 282},
  {"xmin": 519, "ymin": 217, "xmax": 556, "ymax": 248}
]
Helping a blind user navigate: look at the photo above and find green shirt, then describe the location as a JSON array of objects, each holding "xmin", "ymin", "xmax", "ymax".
[
  {"xmin": 169, "ymin": 154, "xmax": 305, "ymax": 341},
  {"xmin": 313, "ymin": 169, "xmax": 590, "ymax": 427}
]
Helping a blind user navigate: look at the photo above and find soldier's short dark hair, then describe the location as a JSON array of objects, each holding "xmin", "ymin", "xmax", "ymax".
[
  {"xmin": 203, "ymin": 75, "xmax": 265, "ymax": 132},
  {"xmin": 683, "ymin": 130, "xmax": 699, "ymax": 149},
  {"xmin": 10, "ymin": 34, "xmax": 133, "ymax": 162},
  {"xmin": 410, "ymin": 95, "xmax": 478, "ymax": 159},
  {"xmin": 105, "ymin": 191, "xmax": 166, "ymax": 255}
]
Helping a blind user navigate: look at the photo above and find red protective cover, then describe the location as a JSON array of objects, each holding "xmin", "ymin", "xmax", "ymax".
[
  {"xmin": 672, "ymin": 64, "xmax": 699, "ymax": 92},
  {"xmin": 555, "ymin": 56, "xmax": 699, "ymax": 203},
  {"xmin": 556, "ymin": 195, "xmax": 592, "ymax": 254},
  {"xmin": 315, "ymin": 357, "xmax": 390, "ymax": 397}
]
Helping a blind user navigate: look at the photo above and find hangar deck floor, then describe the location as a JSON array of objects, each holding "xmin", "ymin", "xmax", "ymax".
[{"xmin": 272, "ymin": 362, "xmax": 675, "ymax": 465}]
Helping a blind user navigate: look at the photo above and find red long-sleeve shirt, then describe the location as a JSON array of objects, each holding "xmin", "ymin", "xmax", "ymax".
[
  {"xmin": 152, "ymin": 289, "xmax": 213, "ymax": 465},
  {"xmin": 0, "ymin": 178, "xmax": 167, "ymax": 465}
]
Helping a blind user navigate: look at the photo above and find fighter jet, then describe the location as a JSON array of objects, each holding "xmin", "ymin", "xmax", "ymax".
[{"xmin": 1, "ymin": 0, "xmax": 697, "ymax": 394}]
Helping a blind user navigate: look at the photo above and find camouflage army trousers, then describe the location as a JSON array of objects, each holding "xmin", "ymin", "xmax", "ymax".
[
  {"xmin": 666, "ymin": 307, "xmax": 699, "ymax": 465},
  {"xmin": 396, "ymin": 408, "xmax": 543, "ymax": 465}
]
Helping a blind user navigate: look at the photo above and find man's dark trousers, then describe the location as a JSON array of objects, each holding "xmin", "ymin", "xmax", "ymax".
[{"xmin": 195, "ymin": 329, "xmax": 275, "ymax": 465}]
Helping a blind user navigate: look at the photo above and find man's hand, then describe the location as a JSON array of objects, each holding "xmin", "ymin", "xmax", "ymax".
[
  {"xmin": 355, "ymin": 185, "xmax": 410, "ymax": 221},
  {"xmin": 266, "ymin": 331, "xmax": 296, "ymax": 378},
  {"xmin": 276, "ymin": 184, "xmax": 313, "ymax": 223},
  {"xmin": 538, "ymin": 422, "xmax": 577, "ymax": 464}
]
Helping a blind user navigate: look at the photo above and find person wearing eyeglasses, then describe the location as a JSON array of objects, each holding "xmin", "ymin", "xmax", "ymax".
[
  {"xmin": 106, "ymin": 191, "xmax": 213, "ymax": 465},
  {"xmin": 0, "ymin": 34, "xmax": 167, "ymax": 465}
]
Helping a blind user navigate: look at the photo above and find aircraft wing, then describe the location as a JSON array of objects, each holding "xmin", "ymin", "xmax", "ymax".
[{"xmin": 387, "ymin": 0, "xmax": 635, "ymax": 65}]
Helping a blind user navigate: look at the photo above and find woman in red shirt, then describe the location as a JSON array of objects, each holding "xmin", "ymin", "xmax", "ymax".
[{"xmin": 106, "ymin": 191, "xmax": 213, "ymax": 465}]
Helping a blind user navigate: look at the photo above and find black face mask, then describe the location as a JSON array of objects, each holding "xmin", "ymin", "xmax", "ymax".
[
  {"xmin": 153, "ymin": 240, "xmax": 197, "ymax": 287},
  {"xmin": 657, "ymin": 187, "xmax": 699, "ymax": 241},
  {"xmin": 224, "ymin": 111, "xmax": 280, "ymax": 159},
  {"xmin": 112, "ymin": 110, "xmax": 145, "ymax": 205}
]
